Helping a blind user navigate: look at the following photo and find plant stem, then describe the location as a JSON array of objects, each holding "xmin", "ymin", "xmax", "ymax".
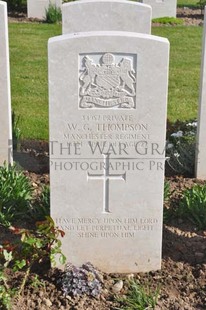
[
  {"xmin": 18, "ymin": 266, "xmax": 31, "ymax": 297},
  {"xmin": 2, "ymin": 277, "xmax": 10, "ymax": 291}
]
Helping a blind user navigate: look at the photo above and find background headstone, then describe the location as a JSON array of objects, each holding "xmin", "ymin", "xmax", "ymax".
[
  {"xmin": 62, "ymin": 0, "xmax": 152, "ymax": 34},
  {"xmin": 49, "ymin": 31, "xmax": 169, "ymax": 273},
  {"xmin": 27, "ymin": 0, "xmax": 62, "ymax": 19},
  {"xmin": 0, "ymin": 1, "xmax": 13, "ymax": 165},
  {"xmin": 196, "ymin": 7, "xmax": 206, "ymax": 179},
  {"xmin": 139, "ymin": 0, "xmax": 177, "ymax": 18}
]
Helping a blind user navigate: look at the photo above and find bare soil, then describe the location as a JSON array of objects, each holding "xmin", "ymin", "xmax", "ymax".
[{"xmin": 176, "ymin": 7, "xmax": 204, "ymax": 26}]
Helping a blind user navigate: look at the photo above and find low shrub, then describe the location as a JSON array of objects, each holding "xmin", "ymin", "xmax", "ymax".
[
  {"xmin": 0, "ymin": 164, "xmax": 33, "ymax": 225},
  {"xmin": 45, "ymin": 3, "xmax": 62, "ymax": 24},
  {"xmin": 0, "ymin": 217, "xmax": 66, "ymax": 309},
  {"xmin": 31, "ymin": 185, "xmax": 50, "ymax": 220},
  {"xmin": 177, "ymin": 184, "xmax": 206, "ymax": 230},
  {"xmin": 166, "ymin": 119, "xmax": 197, "ymax": 176},
  {"xmin": 118, "ymin": 280, "xmax": 159, "ymax": 310}
]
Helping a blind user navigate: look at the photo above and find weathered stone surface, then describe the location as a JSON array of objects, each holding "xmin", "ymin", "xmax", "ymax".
[
  {"xmin": 196, "ymin": 8, "xmax": 206, "ymax": 180},
  {"xmin": 49, "ymin": 30, "xmax": 169, "ymax": 273},
  {"xmin": 140, "ymin": 0, "xmax": 177, "ymax": 18},
  {"xmin": 27, "ymin": 0, "xmax": 62, "ymax": 19},
  {"xmin": 0, "ymin": 1, "xmax": 12, "ymax": 165},
  {"xmin": 62, "ymin": 0, "xmax": 151, "ymax": 34}
]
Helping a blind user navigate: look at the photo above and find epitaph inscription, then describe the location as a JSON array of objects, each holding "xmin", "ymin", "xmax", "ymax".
[
  {"xmin": 79, "ymin": 53, "xmax": 136, "ymax": 109},
  {"xmin": 56, "ymin": 217, "xmax": 159, "ymax": 239}
]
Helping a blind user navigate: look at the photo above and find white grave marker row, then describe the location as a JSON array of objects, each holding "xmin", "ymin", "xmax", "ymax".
[
  {"xmin": 140, "ymin": 0, "xmax": 177, "ymax": 18},
  {"xmin": 196, "ymin": 7, "xmax": 206, "ymax": 180},
  {"xmin": 62, "ymin": 0, "xmax": 152, "ymax": 34},
  {"xmin": 27, "ymin": 0, "xmax": 62, "ymax": 19},
  {"xmin": 0, "ymin": 1, "xmax": 13, "ymax": 165}
]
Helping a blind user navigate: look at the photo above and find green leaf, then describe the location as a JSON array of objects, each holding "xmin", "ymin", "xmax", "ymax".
[
  {"xmin": 59, "ymin": 253, "xmax": 66, "ymax": 265},
  {"xmin": 14, "ymin": 259, "xmax": 26, "ymax": 271},
  {"xmin": 3, "ymin": 250, "xmax": 13, "ymax": 263}
]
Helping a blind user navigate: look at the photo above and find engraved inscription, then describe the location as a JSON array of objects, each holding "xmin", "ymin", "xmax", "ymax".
[
  {"xmin": 87, "ymin": 153, "xmax": 126, "ymax": 213},
  {"xmin": 79, "ymin": 53, "xmax": 136, "ymax": 109},
  {"xmin": 55, "ymin": 217, "xmax": 159, "ymax": 238}
]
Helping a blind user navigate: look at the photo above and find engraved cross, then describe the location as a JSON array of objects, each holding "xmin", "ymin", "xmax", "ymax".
[{"xmin": 87, "ymin": 154, "xmax": 126, "ymax": 213}]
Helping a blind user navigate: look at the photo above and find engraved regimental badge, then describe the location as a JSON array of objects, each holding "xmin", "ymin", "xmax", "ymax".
[{"xmin": 79, "ymin": 53, "xmax": 136, "ymax": 109}]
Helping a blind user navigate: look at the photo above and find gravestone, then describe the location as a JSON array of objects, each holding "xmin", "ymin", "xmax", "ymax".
[
  {"xmin": 49, "ymin": 30, "xmax": 169, "ymax": 273},
  {"xmin": 62, "ymin": 0, "xmax": 152, "ymax": 34},
  {"xmin": 196, "ymin": 7, "xmax": 206, "ymax": 179},
  {"xmin": 27, "ymin": 0, "xmax": 62, "ymax": 19},
  {"xmin": 140, "ymin": 0, "xmax": 177, "ymax": 18},
  {"xmin": 0, "ymin": 1, "xmax": 13, "ymax": 165}
]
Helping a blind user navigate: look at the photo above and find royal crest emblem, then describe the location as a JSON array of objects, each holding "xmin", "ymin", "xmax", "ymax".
[{"xmin": 79, "ymin": 53, "xmax": 136, "ymax": 109}]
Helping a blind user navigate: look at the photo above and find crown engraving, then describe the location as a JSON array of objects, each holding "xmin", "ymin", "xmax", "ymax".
[{"xmin": 79, "ymin": 53, "xmax": 136, "ymax": 109}]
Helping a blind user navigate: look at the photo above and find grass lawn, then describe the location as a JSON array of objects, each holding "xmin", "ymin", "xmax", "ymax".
[
  {"xmin": 177, "ymin": 0, "xmax": 198, "ymax": 7},
  {"xmin": 9, "ymin": 23, "xmax": 202, "ymax": 140},
  {"xmin": 152, "ymin": 26, "xmax": 202, "ymax": 123},
  {"xmin": 9, "ymin": 23, "xmax": 61, "ymax": 140}
]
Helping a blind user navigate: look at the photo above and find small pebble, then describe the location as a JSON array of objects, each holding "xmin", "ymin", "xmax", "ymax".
[
  {"xmin": 39, "ymin": 291, "xmax": 44, "ymax": 298},
  {"xmin": 126, "ymin": 273, "xmax": 134, "ymax": 280},
  {"xmin": 44, "ymin": 298, "xmax": 52, "ymax": 307},
  {"xmin": 112, "ymin": 280, "xmax": 123, "ymax": 293}
]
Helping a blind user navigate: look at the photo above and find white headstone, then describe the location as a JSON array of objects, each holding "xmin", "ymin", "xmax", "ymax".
[
  {"xmin": 0, "ymin": 1, "xmax": 13, "ymax": 165},
  {"xmin": 140, "ymin": 0, "xmax": 177, "ymax": 18},
  {"xmin": 49, "ymin": 31, "xmax": 169, "ymax": 273},
  {"xmin": 27, "ymin": 0, "xmax": 62, "ymax": 19},
  {"xmin": 196, "ymin": 7, "xmax": 206, "ymax": 179},
  {"xmin": 62, "ymin": 0, "xmax": 152, "ymax": 34}
]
